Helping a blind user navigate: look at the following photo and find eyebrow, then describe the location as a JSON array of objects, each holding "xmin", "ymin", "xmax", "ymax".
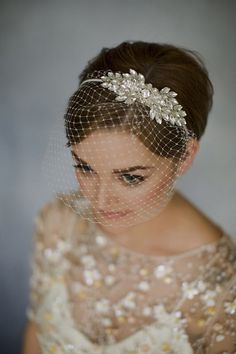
[{"xmin": 71, "ymin": 150, "xmax": 155, "ymax": 174}]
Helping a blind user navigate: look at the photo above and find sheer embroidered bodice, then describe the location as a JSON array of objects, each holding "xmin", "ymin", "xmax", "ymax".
[{"xmin": 26, "ymin": 194, "xmax": 236, "ymax": 354}]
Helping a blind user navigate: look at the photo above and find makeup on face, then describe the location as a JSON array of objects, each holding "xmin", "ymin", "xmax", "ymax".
[{"xmin": 71, "ymin": 150, "xmax": 155, "ymax": 187}]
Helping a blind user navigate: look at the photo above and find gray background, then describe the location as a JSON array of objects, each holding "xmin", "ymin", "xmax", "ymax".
[{"xmin": 1, "ymin": 0, "xmax": 235, "ymax": 353}]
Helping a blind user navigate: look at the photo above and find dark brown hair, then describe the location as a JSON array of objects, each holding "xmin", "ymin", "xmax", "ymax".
[{"xmin": 65, "ymin": 41, "xmax": 214, "ymax": 159}]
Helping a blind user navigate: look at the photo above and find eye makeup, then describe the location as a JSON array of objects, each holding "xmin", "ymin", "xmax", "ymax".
[{"xmin": 71, "ymin": 150, "xmax": 152, "ymax": 186}]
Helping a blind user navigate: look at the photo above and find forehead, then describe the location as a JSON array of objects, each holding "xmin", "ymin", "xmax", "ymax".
[{"xmin": 73, "ymin": 130, "xmax": 157, "ymax": 165}]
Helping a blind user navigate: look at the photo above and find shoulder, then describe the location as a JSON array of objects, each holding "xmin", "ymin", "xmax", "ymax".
[
  {"xmin": 33, "ymin": 191, "xmax": 85, "ymax": 248},
  {"xmin": 173, "ymin": 192, "xmax": 231, "ymax": 247},
  {"xmin": 218, "ymin": 233, "xmax": 236, "ymax": 259},
  {"xmin": 36, "ymin": 194, "xmax": 73, "ymax": 221},
  {"xmin": 212, "ymin": 234, "xmax": 236, "ymax": 295},
  {"xmin": 217, "ymin": 233, "xmax": 236, "ymax": 269},
  {"xmin": 205, "ymin": 256, "xmax": 236, "ymax": 351}
]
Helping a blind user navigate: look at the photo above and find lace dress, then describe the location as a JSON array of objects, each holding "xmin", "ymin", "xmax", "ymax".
[{"xmin": 26, "ymin": 194, "xmax": 236, "ymax": 354}]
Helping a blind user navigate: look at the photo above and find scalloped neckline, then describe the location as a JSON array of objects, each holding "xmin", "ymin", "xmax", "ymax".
[{"xmin": 93, "ymin": 222, "xmax": 227, "ymax": 260}]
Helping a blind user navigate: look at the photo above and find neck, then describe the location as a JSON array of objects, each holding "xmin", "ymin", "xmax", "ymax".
[
  {"xmin": 96, "ymin": 189, "xmax": 222, "ymax": 255},
  {"xmin": 98, "ymin": 190, "xmax": 181, "ymax": 244}
]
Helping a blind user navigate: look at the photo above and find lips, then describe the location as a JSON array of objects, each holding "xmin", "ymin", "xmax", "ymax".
[{"xmin": 99, "ymin": 210, "xmax": 130, "ymax": 218}]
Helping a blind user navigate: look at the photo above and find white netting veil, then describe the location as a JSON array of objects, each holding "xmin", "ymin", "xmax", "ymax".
[{"xmin": 41, "ymin": 69, "xmax": 196, "ymax": 229}]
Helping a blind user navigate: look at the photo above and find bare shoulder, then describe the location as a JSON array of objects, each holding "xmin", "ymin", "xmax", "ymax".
[{"xmin": 21, "ymin": 321, "xmax": 42, "ymax": 354}]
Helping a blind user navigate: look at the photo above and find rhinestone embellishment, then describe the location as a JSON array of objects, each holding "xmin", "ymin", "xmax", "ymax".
[{"xmin": 100, "ymin": 68, "xmax": 187, "ymax": 127}]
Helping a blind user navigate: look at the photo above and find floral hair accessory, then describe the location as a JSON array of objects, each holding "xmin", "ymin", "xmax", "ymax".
[{"xmin": 80, "ymin": 68, "xmax": 187, "ymax": 127}]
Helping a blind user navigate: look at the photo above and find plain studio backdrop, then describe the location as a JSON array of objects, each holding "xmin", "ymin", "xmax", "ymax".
[{"xmin": 0, "ymin": 0, "xmax": 235, "ymax": 353}]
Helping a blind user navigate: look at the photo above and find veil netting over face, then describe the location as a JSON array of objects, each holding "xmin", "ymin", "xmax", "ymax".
[{"xmin": 41, "ymin": 69, "xmax": 196, "ymax": 229}]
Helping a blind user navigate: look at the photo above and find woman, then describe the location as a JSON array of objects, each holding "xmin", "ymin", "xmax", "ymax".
[{"xmin": 21, "ymin": 41, "xmax": 236, "ymax": 354}]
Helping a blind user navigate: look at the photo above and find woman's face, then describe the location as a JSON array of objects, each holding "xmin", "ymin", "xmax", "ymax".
[{"xmin": 71, "ymin": 130, "xmax": 178, "ymax": 228}]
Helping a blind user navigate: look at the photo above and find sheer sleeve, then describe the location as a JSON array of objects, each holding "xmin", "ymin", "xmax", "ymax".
[
  {"xmin": 205, "ymin": 276, "xmax": 236, "ymax": 354},
  {"xmin": 26, "ymin": 198, "xmax": 76, "ymax": 323}
]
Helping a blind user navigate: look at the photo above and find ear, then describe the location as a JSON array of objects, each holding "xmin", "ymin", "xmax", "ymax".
[{"xmin": 177, "ymin": 138, "xmax": 200, "ymax": 176}]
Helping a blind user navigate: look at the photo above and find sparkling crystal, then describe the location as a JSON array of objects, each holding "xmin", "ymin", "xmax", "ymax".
[
  {"xmin": 114, "ymin": 307, "xmax": 123, "ymax": 317},
  {"xmin": 141, "ymin": 89, "xmax": 150, "ymax": 98},
  {"xmin": 95, "ymin": 235, "xmax": 107, "ymax": 246},
  {"xmin": 182, "ymin": 282, "xmax": 199, "ymax": 299},
  {"xmin": 101, "ymin": 82, "xmax": 109, "ymax": 88},
  {"xmin": 197, "ymin": 280, "xmax": 207, "ymax": 292},
  {"xmin": 175, "ymin": 311, "xmax": 182, "ymax": 319},
  {"xmin": 64, "ymin": 343, "xmax": 75, "ymax": 351},
  {"xmin": 80, "ymin": 254, "xmax": 96, "ymax": 268},
  {"xmin": 104, "ymin": 275, "xmax": 115, "ymax": 286},
  {"xmin": 201, "ymin": 290, "xmax": 217, "ymax": 306},
  {"xmin": 120, "ymin": 291, "xmax": 137, "ymax": 309},
  {"xmin": 143, "ymin": 306, "xmax": 152, "ymax": 316},
  {"xmin": 224, "ymin": 298, "xmax": 236, "ymax": 314},
  {"xmin": 83, "ymin": 269, "xmax": 101, "ymax": 286},
  {"xmin": 44, "ymin": 248, "xmax": 60, "ymax": 263},
  {"xmin": 161, "ymin": 87, "xmax": 170, "ymax": 94},
  {"xmin": 57, "ymin": 240, "xmax": 71, "ymax": 252},
  {"xmin": 101, "ymin": 317, "xmax": 112, "ymax": 327},
  {"xmin": 95, "ymin": 298, "xmax": 110, "ymax": 314},
  {"xmin": 115, "ymin": 95, "xmax": 127, "ymax": 102},
  {"xmin": 154, "ymin": 264, "xmax": 172, "ymax": 278},
  {"xmin": 155, "ymin": 117, "xmax": 162, "ymax": 124},
  {"xmin": 98, "ymin": 68, "xmax": 187, "ymax": 127},
  {"xmin": 216, "ymin": 334, "xmax": 225, "ymax": 342},
  {"xmin": 150, "ymin": 109, "xmax": 156, "ymax": 120},
  {"xmin": 138, "ymin": 281, "xmax": 150, "ymax": 292}
]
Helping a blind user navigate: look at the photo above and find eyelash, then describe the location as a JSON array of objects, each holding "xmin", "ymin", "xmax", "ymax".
[{"xmin": 73, "ymin": 164, "xmax": 146, "ymax": 186}]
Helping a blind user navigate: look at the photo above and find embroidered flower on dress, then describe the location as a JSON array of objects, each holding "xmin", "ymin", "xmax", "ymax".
[
  {"xmin": 83, "ymin": 269, "xmax": 102, "ymax": 286},
  {"xmin": 95, "ymin": 298, "xmax": 111, "ymax": 314},
  {"xmin": 137, "ymin": 280, "xmax": 150, "ymax": 292},
  {"xmin": 44, "ymin": 240, "xmax": 71, "ymax": 264},
  {"xmin": 121, "ymin": 304, "xmax": 192, "ymax": 354},
  {"xmin": 224, "ymin": 298, "xmax": 236, "ymax": 314},
  {"xmin": 95, "ymin": 235, "xmax": 108, "ymax": 246},
  {"xmin": 201, "ymin": 289, "xmax": 217, "ymax": 306},
  {"xmin": 182, "ymin": 280, "xmax": 206, "ymax": 300},
  {"xmin": 154, "ymin": 264, "xmax": 173, "ymax": 279},
  {"xmin": 119, "ymin": 291, "xmax": 137, "ymax": 310},
  {"xmin": 80, "ymin": 254, "xmax": 96, "ymax": 268}
]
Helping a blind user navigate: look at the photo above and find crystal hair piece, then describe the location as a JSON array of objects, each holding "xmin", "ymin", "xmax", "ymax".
[{"xmin": 80, "ymin": 68, "xmax": 187, "ymax": 127}]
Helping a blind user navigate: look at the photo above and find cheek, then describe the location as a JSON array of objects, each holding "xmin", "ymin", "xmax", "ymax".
[
  {"xmin": 75, "ymin": 175, "xmax": 96, "ymax": 198},
  {"xmin": 126, "ymin": 174, "xmax": 175, "ymax": 210},
  {"xmin": 136, "ymin": 184, "xmax": 163, "ymax": 207},
  {"xmin": 143, "ymin": 181, "xmax": 170, "ymax": 204}
]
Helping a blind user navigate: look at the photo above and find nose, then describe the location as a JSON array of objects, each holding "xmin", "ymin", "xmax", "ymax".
[{"xmin": 96, "ymin": 181, "xmax": 115, "ymax": 209}]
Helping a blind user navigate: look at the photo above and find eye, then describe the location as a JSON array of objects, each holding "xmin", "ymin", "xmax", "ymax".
[
  {"xmin": 120, "ymin": 173, "xmax": 146, "ymax": 186},
  {"xmin": 73, "ymin": 164, "xmax": 94, "ymax": 174},
  {"xmin": 73, "ymin": 164, "xmax": 146, "ymax": 186}
]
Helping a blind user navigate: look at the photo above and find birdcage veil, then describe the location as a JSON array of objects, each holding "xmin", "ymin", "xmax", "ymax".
[{"xmin": 41, "ymin": 68, "xmax": 196, "ymax": 229}]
